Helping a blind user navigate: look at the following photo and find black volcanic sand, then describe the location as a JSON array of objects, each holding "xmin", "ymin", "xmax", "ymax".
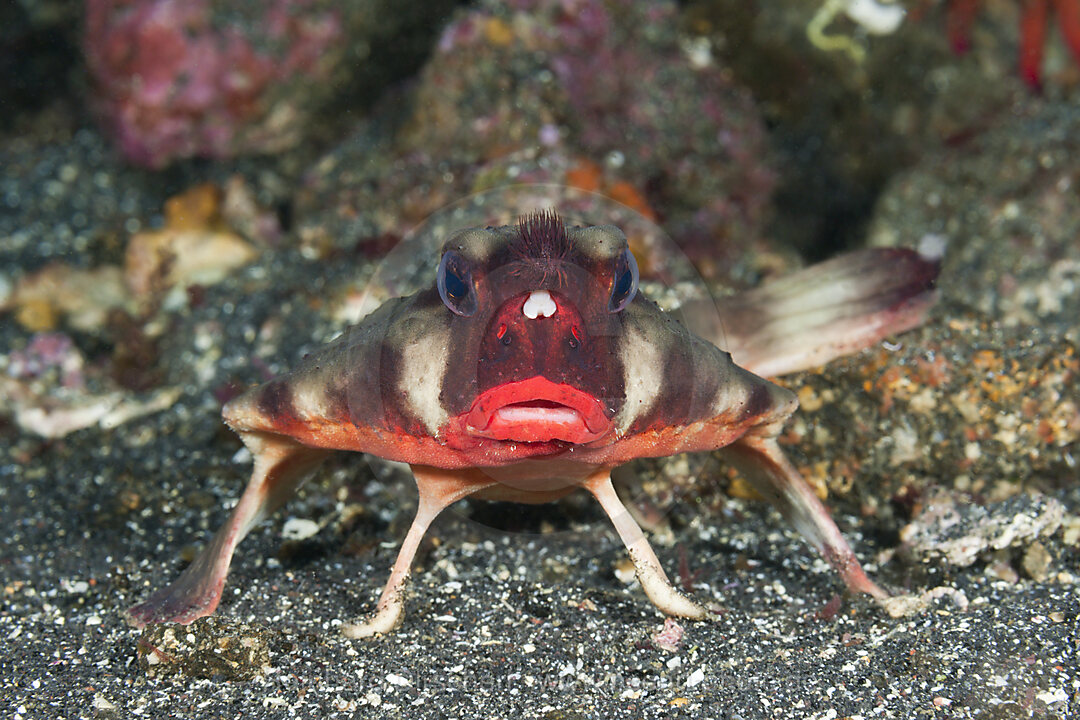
[{"xmin": 2, "ymin": 7, "xmax": 1079, "ymax": 720}]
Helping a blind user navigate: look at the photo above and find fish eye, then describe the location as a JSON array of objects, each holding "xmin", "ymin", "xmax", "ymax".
[
  {"xmin": 607, "ymin": 248, "xmax": 639, "ymax": 313},
  {"xmin": 437, "ymin": 250, "xmax": 477, "ymax": 316}
]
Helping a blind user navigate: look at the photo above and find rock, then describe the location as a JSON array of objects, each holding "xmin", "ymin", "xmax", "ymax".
[
  {"xmin": 136, "ymin": 617, "xmax": 279, "ymax": 680},
  {"xmin": 0, "ymin": 375, "xmax": 182, "ymax": 439},
  {"xmin": 900, "ymin": 490, "xmax": 1066, "ymax": 569},
  {"xmin": 296, "ymin": 0, "xmax": 776, "ymax": 284},
  {"xmin": 765, "ymin": 312, "xmax": 1079, "ymax": 513},
  {"xmin": 9, "ymin": 263, "xmax": 130, "ymax": 332},
  {"xmin": 84, "ymin": 0, "xmax": 342, "ymax": 167},
  {"xmin": 83, "ymin": 0, "xmax": 456, "ymax": 168},
  {"xmin": 124, "ymin": 183, "xmax": 258, "ymax": 300},
  {"xmin": 869, "ymin": 101, "xmax": 1080, "ymax": 345},
  {"xmin": 680, "ymin": 0, "xmax": 1030, "ymax": 257}
]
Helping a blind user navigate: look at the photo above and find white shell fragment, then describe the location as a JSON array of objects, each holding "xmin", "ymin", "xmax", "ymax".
[
  {"xmin": 522, "ymin": 289, "xmax": 557, "ymax": 319},
  {"xmin": 281, "ymin": 517, "xmax": 321, "ymax": 541},
  {"xmin": 843, "ymin": 0, "xmax": 906, "ymax": 35}
]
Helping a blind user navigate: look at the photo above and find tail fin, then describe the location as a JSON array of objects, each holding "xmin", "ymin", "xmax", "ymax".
[{"xmin": 690, "ymin": 246, "xmax": 942, "ymax": 378}]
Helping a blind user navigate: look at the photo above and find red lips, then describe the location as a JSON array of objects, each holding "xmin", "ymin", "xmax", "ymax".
[{"xmin": 465, "ymin": 376, "xmax": 612, "ymax": 444}]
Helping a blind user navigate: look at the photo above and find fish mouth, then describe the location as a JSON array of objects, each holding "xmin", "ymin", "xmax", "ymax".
[{"xmin": 465, "ymin": 376, "xmax": 612, "ymax": 444}]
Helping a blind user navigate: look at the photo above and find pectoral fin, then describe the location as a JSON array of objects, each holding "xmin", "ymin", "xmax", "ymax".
[
  {"xmin": 721, "ymin": 435, "xmax": 888, "ymax": 600},
  {"xmin": 582, "ymin": 468, "xmax": 711, "ymax": 620},
  {"xmin": 126, "ymin": 433, "xmax": 329, "ymax": 627},
  {"xmin": 723, "ymin": 435, "xmax": 970, "ymax": 616},
  {"xmin": 343, "ymin": 465, "xmax": 496, "ymax": 638}
]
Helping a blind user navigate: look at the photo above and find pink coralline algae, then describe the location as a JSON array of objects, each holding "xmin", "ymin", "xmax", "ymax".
[
  {"xmin": 84, "ymin": 0, "xmax": 342, "ymax": 168},
  {"xmin": 7, "ymin": 333, "xmax": 85, "ymax": 389}
]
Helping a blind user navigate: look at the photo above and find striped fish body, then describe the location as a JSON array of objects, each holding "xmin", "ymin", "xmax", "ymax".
[{"xmin": 127, "ymin": 212, "xmax": 940, "ymax": 636}]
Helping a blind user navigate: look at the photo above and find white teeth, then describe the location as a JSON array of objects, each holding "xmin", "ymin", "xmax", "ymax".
[{"xmin": 522, "ymin": 290, "xmax": 557, "ymax": 319}]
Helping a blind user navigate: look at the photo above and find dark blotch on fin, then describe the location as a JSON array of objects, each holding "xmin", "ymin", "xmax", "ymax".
[
  {"xmin": 257, "ymin": 379, "xmax": 300, "ymax": 425},
  {"xmin": 742, "ymin": 382, "xmax": 775, "ymax": 422},
  {"xmin": 872, "ymin": 247, "xmax": 940, "ymax": 308}
]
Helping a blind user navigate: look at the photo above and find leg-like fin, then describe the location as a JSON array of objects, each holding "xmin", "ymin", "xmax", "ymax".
[
  {"xmin": 695, "ymin": 247, "xmax": 941, "ymax": 378},
  {"xmin": 126, "ymin": 433, "xmax": 329, "ymax": 627},
  {"xmin": 582, "ymin": 468, "xmax": 710, "ymax": 620},
  {"xmin": 721, "ymin": 435, "xmax": 888, "ymax": 599},
  {"xmin": 723, "ymin": 435, "xmax": 970, "ymax": 616},
  {"xmin": 342, "ymin": 465, "xmax": 495, "ymax": 638}
]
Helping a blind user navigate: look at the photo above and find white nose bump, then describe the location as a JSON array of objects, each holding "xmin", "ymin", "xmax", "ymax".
[{"xmin": 523, "ymin": 290, "xmax": 556, "ymax": 319}]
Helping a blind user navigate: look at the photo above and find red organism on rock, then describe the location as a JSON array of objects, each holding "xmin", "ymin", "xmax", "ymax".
[
  {"xmin": 84, "ymin": 0, "xmax": 342, "ymax": 168},
  {"xmin": 947, "ymin": 0, "xmax": 1080, "ymax": 90}
]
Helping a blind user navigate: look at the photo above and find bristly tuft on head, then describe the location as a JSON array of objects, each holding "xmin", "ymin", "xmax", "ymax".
[{"xmin": 514, "ymin": 209, "xmax": 572, "ymax": 261}]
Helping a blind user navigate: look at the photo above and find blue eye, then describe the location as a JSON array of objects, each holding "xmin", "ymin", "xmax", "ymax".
[
  {"xmin": 437, "ymin": 250, "xmax": 477, "ymax": 316},
  {"xmin": 608, "ymin": 248, "xmax": 639, "ymax": 313}
]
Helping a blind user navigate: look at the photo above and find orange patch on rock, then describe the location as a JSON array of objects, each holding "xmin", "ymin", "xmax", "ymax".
[
  {"xmin": 566, "ymin": 158, "xmax": 656, "ymax": 220},
  {"xmin": 566, "ymin": 159, "xmax": 604, "ymax": 193},
  {"xmin": 125, "ymin": 183, "xmax": 258, "ymax": 299}
]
